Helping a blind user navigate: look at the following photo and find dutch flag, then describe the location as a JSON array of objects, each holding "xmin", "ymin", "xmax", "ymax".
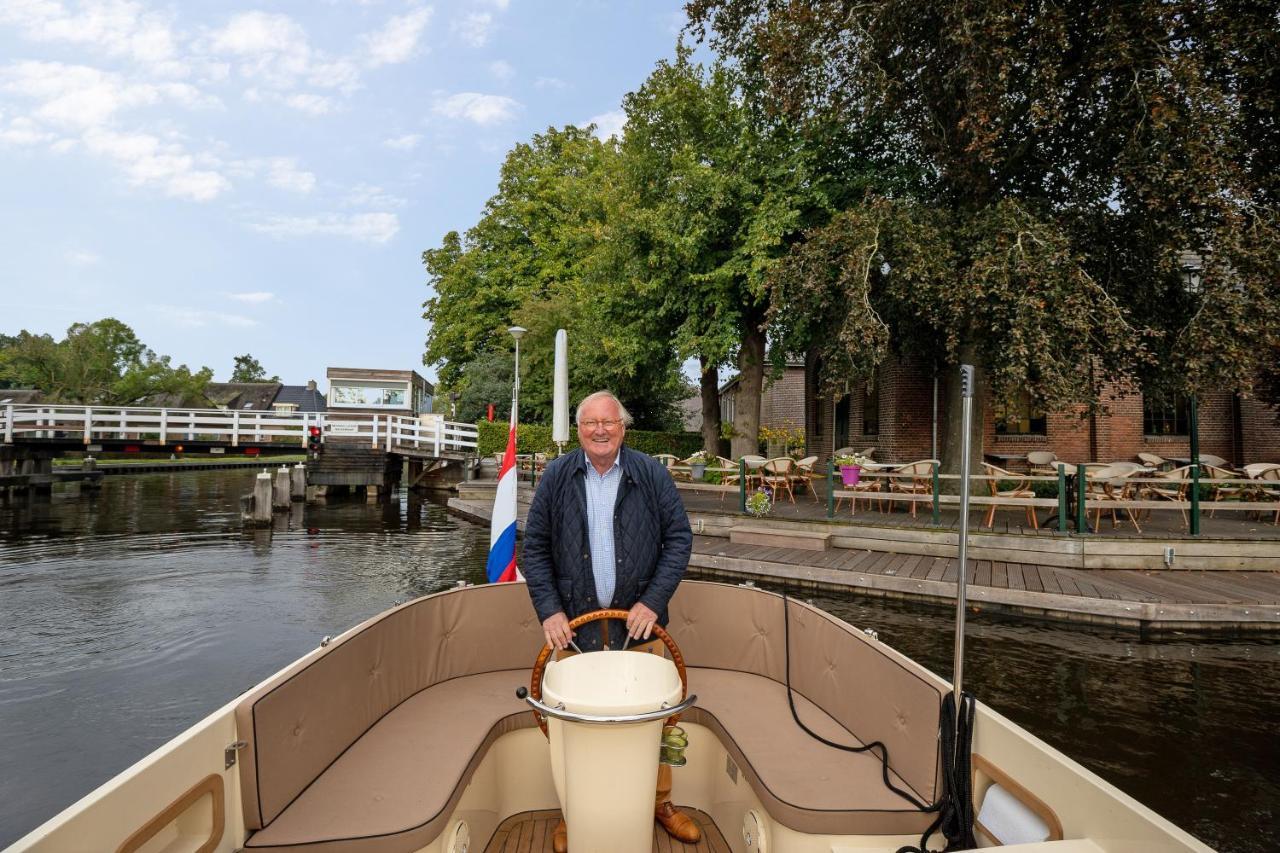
[{"xmin": 485, "ymin": 413, "xmax": 521, "ymax": 583}]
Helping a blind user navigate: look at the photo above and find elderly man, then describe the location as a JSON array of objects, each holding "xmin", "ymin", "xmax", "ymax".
[{"xmin": 522, "ymin": 390, "xmax": 698, "ymax": 851}]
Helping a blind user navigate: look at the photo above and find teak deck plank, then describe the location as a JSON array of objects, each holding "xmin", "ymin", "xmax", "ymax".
[{"xmin": 484, "ymin": 808, "xmax": 727, "ymax": 853}]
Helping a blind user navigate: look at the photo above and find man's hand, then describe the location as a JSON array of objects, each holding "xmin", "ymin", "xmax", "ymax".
[
  {"xmin": 542, "ymin": 612, "xmax": 574, "ymax": 650},
  {"xmin": 626, "ymin": 602, "xmax": 659, "ymax": 641}
]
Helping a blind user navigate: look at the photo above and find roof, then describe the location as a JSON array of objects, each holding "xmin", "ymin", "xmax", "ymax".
[
  {"xmin": 274, "ymin": 385, "xmax": 327, "ymax": 412},
  {"xmin": 204, "ymin": 382, "xmax": 282, "ymax": 410},
  {"xmin": 0, "ymin": 389, "xmax": 43, "ymax": 404}
]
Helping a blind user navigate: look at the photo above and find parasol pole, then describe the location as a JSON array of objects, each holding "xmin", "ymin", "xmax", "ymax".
[{"xmin": 953, "ymin": 364, "xmax": 975, "ymax": 705}]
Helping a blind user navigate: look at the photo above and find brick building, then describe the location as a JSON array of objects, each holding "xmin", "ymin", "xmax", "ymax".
[
  {"xmin": 718, "ymin": 362, "xmax": 807, "ymax": 440},
  {"xmin": 800, "ymin": 352, "xmax": 1280, "ymax": 466}
]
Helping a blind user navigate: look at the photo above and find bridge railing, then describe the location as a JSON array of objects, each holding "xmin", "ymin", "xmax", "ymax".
[{"xmin": 1, "ymin": 404, "xmax": 479, "ymax": 455}]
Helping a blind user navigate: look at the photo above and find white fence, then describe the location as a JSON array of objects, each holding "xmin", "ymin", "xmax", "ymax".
[{"xmin": 0, "ymin": 404, "xmax": 477, "ymax": 456}]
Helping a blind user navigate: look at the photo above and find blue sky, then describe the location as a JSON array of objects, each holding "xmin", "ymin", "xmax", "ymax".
[{"xmin": 0, "ymin": 0, "xmax": 691, "ymax": 387}]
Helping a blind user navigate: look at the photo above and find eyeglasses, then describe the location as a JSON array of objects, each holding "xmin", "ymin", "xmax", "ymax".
[{"xmin": 578, "ymin": 418, "xmax": 624, "ymax": 430}]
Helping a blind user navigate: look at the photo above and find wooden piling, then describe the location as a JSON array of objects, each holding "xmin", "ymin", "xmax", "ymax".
[
  {"xmin": 252, "ymin": 471, "xmax": 273, "ymax": 525},
  {"xmin": 273, "ymin": 466, "xmax": 291, "ymax": 510},
  {"xmin": 290, "ymin": 463, "xmax": 306, "ymax": 501}
]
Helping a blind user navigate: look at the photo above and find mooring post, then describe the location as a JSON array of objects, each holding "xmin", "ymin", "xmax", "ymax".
[
  {"xmin": 253, "ymin": 471, "xmax": 273, "ymax": 525},
  {"xmin": 273, "ymin": 466, "xmax": 291, "ymax": 510},
  {"xmin": 291, "ymin": 463, "xmax": 306, "ymax": 501}
]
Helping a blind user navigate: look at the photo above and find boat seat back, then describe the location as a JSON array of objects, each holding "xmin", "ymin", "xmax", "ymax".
[
  {"xmin": 667, "ymin": 582, "xmax": 946, "ymax": 819},
  {"xmin": 234, "ymin": 582, "xmax": 544, "ymax": 832}
]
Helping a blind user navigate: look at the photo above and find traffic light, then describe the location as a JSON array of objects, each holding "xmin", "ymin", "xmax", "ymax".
[{"xmin": 307, "ymin": 425, "xmax": 323, "ymax": 454}]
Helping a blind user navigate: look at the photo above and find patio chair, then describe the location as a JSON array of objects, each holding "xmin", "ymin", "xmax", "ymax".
[
  {"xmin": 1107, "ymin": 461, "xmax": 1147, "ymax": 475},
  {"xmin": 981, "ymin": 463, "xmax": 1039, "ymax": 530},
  {"xmin": 715, "ymin": 456, "xmax": 739, "ymax": 502},
  {"xmin": 793, "ymin": 455, "xmax": 820, "ymax": 502},
  {"xmin": 741, "ymin": 454, "xmax": 767, "ymax": 490},
  {"xmin": 1026, "ymin": 451, "xmax": 1058, "ymax": 476},
  {"xmin": 1199, "ymin": 453, "xmax": 1232, "ymax": 469},
  {"xmin": 833, "ymin": 447, "xmax": 856, "ymax": 458},
  {"xmin": 1083, "ymin": 465, "xmax": 1142, "ymax": 533},
  {"xmin": 760, "ymin": 457, "xmax": 797, "ymax": 503},
  {"xmin": 1257, "ymin": 466, "xmax": 1280, "ymax": 525},
  {"xmin": 1138, "ymin": 464, "xmax": 1193, "ymax": 530},
  {"xmin": 888, "ymin": 459, "xmax": 939, "ymax": 518},
  {"xmin": 1204, "ymin": 464, "xmax": 1247, "ymax": 517},
  {"xmin": 1137, "ymin": 452, "xmax": 1168, "ymax": 469},
  {"xmin": 858, "ymin": 447, "xmax": 877, "ymax": 459}
]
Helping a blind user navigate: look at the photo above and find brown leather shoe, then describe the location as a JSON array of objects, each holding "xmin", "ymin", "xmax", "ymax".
[
  {"xmin": 552, "ymin": 817, "xmax": 568, "ymax": 853},
  {"xmin": 655, "ymin": 801, "xmax": 701, "ymax": 843}
]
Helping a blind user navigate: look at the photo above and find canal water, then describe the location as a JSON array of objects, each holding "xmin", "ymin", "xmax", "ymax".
[{"xmin": 1, "ymin": 469, "xmax": 1276, "ymax": 851}]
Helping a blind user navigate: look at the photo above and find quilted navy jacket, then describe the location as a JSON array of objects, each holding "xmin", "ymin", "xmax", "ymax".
[{"xmin": 521, "ymin": 444, "xmax": 692, "ymax": 651}]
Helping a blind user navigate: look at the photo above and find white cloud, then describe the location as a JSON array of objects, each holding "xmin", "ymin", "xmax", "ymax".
[
  {"xmin": 433, "ymin": 92, "xmax": 519, "ymax": 125},
  {"xmin": 451, "ymin": 11, "xmax": 493, "ymax": 48},
  {"xmin": 585, "ymin": 109, "xmax": 625, "ymax": 140},
  {"xmin": 0, "ymin": 0, "xmax": 182, "ymax": 71},
  {"xmin": 206, "ymin": 11, "xmax": 314, "ymax": 89},
  {"xmin": 0, "ymin": 114, "xmax": 56, "ymax": 146},
  {"xmin": 383, "ymin": 133, "xmax": 421, "ymax": 150},
  {"xmin": 283, "ymin": 92, "xmax": 335, "ymax": 115},
  {"xmin": 346, "ymin": 183, "xmax": 405, "ymax": 208},
  {"xmin": 362, "ymin": 6, "xmax": 432, "ymax": 67},
  {"xmin": 264, "ymin": 157, "xmax": 314, "ymax": 193},
  {"xmin": 150, "ymin": 306, "xmax": 257, "ymax": 327},
  {"xmin": 489, "ymin": 59, "xmax": 515, "ymax": 83},
  {"xmin": 82, "ymin": 127, "xmax": 230, "ymax": 201},
  {"xmin": 66, "ymin": 249, "xmax": 102, "ymax": 267},
  {"xmin": 249, "ymin": 212, "xmax": 400, "ymax": 244},
  {"xmin": 225, "ymin": 291, "xmax": 275, "ymax": 304},
  {"xmin": 534, "ymin": 76, "xmax": 565, "ymax": 90}
]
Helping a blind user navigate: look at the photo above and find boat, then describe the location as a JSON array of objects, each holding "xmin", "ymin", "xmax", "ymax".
[{"xmin": 8, "ymin": 578, "xmax": 1212, "ymax": 853}]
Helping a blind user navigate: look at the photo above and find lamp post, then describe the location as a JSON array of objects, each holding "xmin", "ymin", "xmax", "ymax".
[{"xmin": 508, "ymin": 326, "xmax": 527, "ymax": 423}]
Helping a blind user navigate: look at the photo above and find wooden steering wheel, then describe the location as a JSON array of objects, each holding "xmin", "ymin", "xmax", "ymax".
[{"xmin": 528, "ymin": 608, "xmax": 688, "ymax": 738}]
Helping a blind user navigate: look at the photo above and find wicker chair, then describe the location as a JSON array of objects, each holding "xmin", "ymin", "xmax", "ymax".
[
  {"xmin": 1026, "ymin": 451, "xmax": 1058, "ymax": 476},
  {"xmin": 760, "ymin": 457, "xmax": 797, "ymax": 503},
  {"xmin": 1083, "ymin": 465, "xmax": 1142, "ymax": 532},
  {"xmin": 981, "ymin": 463, "xmax": 1039, "ymax": 529},
  {"xmin": 793, "ymin": 455, "xmax": 820, "ymax": 502},
  {"xmin": 888, "ymin": 460, "xmax": 939, "ymax": 518},
  {"xmin": 1138, "ymin": 464, "xmax": 1194, "ymax": 530}
]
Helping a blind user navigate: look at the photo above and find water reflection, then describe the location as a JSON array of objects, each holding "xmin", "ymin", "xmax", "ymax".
[{"xmin": 1, "ymin": 471, "xmax": 1277, "ymax": 851}]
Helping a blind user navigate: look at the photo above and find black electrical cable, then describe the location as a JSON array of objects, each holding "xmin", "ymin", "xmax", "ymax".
[{"xmin": 780, "ymin": 590, "xmax": 977, "ymax": 853}]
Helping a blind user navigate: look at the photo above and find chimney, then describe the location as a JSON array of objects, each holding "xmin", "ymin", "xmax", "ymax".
[{"xmin": 307, "ymin": 379, "xmax": 317, "ymax": 392}]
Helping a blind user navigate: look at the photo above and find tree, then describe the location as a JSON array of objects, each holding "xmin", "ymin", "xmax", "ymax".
[
  {"xmin": 612, "ymin": 44, "xmax": 826, "ymax": 455},
  {"xmin": 422, "ymin": 125, "xmax": 688, "ymax": 429},
  {"xmin": 0, "ymin": 319, "xmax": 212, "ymax": 405},
  {"xmin": 689, "ymin": 0, "xmax": 1280, "ymax": 470},
  {"xmin": 230, "ymin": 354, "xmax": 280, "ymax": 383}
]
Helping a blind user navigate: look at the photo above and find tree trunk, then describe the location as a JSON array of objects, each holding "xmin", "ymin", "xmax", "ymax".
[
  {"xmin": 730, "ymin": 318, "xmax": 766, "ymax": 460},
  {"xmin": 699, "ymin": 355, "xmax": 721, "ymax": 457},
  {"xmin": 940, "ymin": 343, "xmax": 986, "ymax": 494}
]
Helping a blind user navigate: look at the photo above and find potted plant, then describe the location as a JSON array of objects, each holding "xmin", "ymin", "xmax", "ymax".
[
  {"xmin": 745, "ymin": 486, "xmax": 773, "ymax": 517},
  {"xmin": 835, "ymin": 452, "xmax": 872, "ymax": 487},
  {"xmin": 687, "ymin": 450, "xmax": 710, "ymax": 480}
]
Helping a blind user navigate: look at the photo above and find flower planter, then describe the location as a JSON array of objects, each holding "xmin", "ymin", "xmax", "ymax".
[
  {"xmin": 689, "ymin": 462, "xmax": 707, "ymax": 480},
  {"xmin": 840, "ymin": 465, "xmax": 861, "ymax": 487}
]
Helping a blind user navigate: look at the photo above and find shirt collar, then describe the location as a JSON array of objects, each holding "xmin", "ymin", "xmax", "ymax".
[{"xmin": 579, "ymin": 446, "xmax": 623, "ymax": 475}]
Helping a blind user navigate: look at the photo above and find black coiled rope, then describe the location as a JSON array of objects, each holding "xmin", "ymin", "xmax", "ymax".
[{"xmin": 780, "ymin": 591, "xmax": 976, "ymax": 852}]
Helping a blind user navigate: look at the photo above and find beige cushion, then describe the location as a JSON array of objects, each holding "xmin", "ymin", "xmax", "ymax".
[
  {"xmin": 243, "ymin": 670, "xmax": 532, "ymax": 853},
  {"xmin": 687, "ymin": 668, "xmax": 937, "ymax": 836}
]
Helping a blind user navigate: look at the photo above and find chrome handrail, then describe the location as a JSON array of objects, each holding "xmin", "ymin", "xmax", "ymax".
[{"xmin": 522, "ymin": 693, "xmax": 697, "ymax": 725}]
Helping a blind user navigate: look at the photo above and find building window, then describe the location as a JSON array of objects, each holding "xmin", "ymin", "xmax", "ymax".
[
  {"xmin": 273, "ymin": 403, "xmax": 298, "ymax": 414},
  {"xmin": 994, "ymin": 390, "xmax": 1046, "ymax": 435},
  {"xmin": 331, "ymin": 384, "xmax": 408, "ymax": 408},
  {"xmin": 861, "ymin": 382, "xmax": 879, "ymax": 436},
  {"xmin": 1144, "ymin": 394, "xmax": 1190, "ymax": 436}
]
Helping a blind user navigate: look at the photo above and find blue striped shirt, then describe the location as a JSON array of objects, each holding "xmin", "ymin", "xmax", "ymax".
[{"xmin": 583, "ymin": 451, "xmax": 623, "ymax": 608}]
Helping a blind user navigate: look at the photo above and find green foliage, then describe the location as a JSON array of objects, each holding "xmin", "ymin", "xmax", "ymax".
[
  {"xmin": 230, "ymin": 354, "xmax": 279, "ymax": 383},
  {"xmin": 690, "ymin": 0, "xmax": 1280, "ymax": 457},
  {"xmin": 475, "ymin": 419, "xmax": 701, "ymax": 458},
  {"xmin": 0, "ymin": 319, "xmax": 211, "ymax": 405}
]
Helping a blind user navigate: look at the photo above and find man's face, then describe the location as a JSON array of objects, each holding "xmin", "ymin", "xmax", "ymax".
[{"xmin": 577, "ymin": 396, "xmax": 626, "ymax": 468}]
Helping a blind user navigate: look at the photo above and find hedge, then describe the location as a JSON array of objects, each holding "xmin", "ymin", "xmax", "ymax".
[{"xmin": 475, "ymin": 420, "xmax": 703, "ymax": 459}]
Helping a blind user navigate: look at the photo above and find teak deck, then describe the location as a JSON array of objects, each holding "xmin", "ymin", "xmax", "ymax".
[{"xmin": 483, "ymin": 808, "xmax": 730, "ymax": 853}]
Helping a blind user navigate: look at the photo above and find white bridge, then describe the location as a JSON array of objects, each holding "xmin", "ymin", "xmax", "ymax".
[{"xmin": 1, "ymin": 403, "xmax": 478, "ymax": 459}]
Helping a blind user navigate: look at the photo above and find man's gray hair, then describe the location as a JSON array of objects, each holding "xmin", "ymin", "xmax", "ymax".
[{"xmin": 575, "ymin": 390, "xmax": 634, "ymax": 426}]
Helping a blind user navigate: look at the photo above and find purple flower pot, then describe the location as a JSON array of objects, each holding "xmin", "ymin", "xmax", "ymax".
[{"xmin": 840, "ymin": 465, "xmax": 861, "ymax": 486}]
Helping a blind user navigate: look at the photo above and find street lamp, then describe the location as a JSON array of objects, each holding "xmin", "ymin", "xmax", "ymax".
[{"xmin": 508, "ymin": 326, "xmax": 527, "ymax": 423}]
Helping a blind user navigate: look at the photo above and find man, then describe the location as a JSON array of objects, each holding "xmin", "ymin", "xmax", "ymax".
[{"xmin": 522, "ymin": 390, "xmax": 699, "ymax": 852}]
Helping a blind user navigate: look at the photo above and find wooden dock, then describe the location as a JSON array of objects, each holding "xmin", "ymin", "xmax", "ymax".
[{"xmin": 448, "ymin": 485, "xmax": 1280, "ymax": 635}]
